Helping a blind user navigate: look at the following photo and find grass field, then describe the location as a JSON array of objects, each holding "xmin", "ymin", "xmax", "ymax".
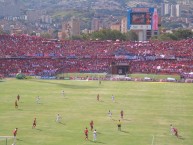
[{"xmin": 0, "ymin": 78, "xmax": 193, "ymax": 145}]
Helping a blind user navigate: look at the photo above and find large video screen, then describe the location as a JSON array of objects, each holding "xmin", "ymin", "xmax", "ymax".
[{"xmin": 131, "ymin": 13, "xmax": 146, "ymax": 25}]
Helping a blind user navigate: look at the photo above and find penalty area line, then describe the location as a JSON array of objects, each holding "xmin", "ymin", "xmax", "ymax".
[{"xmin": 151, "ymin": 135, "xmax": 155, "ymax": 145}]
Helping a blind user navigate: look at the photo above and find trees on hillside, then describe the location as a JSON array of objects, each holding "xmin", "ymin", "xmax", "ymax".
[
  {"xmin": 70, "ymin": 28, "xmax": 192, "ymax": 41},
  {"xmin": 90, "ymin": 29, "xmax": 126, "ymax": 41},
  {"xmin": 0, "ymin": 26, "xmax": 4, "ymax": 34},
  {"xmin": 125, "ymin": 31, "xmax": 138, "ymax": 41},
  {"xmin": 151, "ymin": 29, "xmax": 193, "ymax": 41},
  {"xmin": 70, "ymin": 29, "xmax": 138, "ymax": 41}
]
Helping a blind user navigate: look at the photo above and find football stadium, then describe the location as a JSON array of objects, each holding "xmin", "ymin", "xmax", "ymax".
[
  {"xmin": 0, "ymin": 5, "xmax": 193, "ymax": 145},
  {"xmin": 0, "ymin": 33, "xmax": 193, "ymax": 145}
]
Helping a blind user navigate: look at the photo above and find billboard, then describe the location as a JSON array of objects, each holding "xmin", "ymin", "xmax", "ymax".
[
  {"xmin": 131, "ymin": 13, "xmax": 146, "ymax": 24},
  {"xmin": 131, "ymin": 13, "xmax": 151, "ymax": 25},
  {"xmin": 127, "ymin": 7, "xmax": 158, "ymax": 30}
]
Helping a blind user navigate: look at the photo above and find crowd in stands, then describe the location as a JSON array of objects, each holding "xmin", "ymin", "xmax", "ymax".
[{"xmin": 0, "ymin": 34, "xmax": 193, "ymax": 78}]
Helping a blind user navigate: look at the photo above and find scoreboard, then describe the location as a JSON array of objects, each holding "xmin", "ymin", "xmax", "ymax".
[{"xmin": 127, "ymin": 7, "xmax": 158, "ymax": 31}]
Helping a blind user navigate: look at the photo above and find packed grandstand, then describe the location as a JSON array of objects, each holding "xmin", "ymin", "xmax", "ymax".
[{"xmin": 0, "ymin": 34, "xmax": 193, "ymax": 79}]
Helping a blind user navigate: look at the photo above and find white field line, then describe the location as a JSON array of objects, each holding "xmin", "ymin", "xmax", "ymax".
[
  {"xmin": 0, "ymin": 136, "xmax": 14, "ymax": 141},
  {"xmin": 151, "ymin": 135, "xmax": 155, "ymax": 145},
  {"xmin": 0, "ymin": 136, "xmax": 14, "ymax": 138}
]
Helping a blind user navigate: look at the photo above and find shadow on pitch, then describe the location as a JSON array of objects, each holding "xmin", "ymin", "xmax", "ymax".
[
  {"xmin": 178, "ymin": 136, "xmax": 185, "ymax": 140},
  {"xmin": 121, "ymin": 130, "xmax": 130, "ymax": 134},
  {"xmin": 27, "ymin": 79, "xmax": 97, "ymax": 89},
  {"xmin": 36, "ymin": 102, "xmax": 43, "ymax": 105},
  {"xmin": 123, "ymin": 119, "xmax": 131, "ymax": 121},
  {"xmin": 112, "ymin": 119, "xmax": 117, "ymax": 122},
  {"xmin": 59, "ymin": 122, "xmax": 65, "ymax": 125},
  {"xmin": 36, "ymin": 128, "xmax": 42, "ymax": 131},
  {"xmin": 97, "ymin": 132, "xmax": 102, "ymax": 134},
  {"xmin": 89, "ymin": 140, "xmax": 105, "ymax": 144}
]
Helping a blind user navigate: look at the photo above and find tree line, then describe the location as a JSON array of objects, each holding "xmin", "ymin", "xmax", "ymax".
[
  {"xmin": 1, "ymin": 26, "xmax": 192, "ymax": 41},
  {"xmin": 70, "ymin": 29, "xmax": 193, "ymax": 41},
  {"xmin": 151, "ymin": 29, "xmax": 193, "ymax": 41},
  {"xmin": 71, "ymin": 29, "xmax": 138, "ymax": 41}
]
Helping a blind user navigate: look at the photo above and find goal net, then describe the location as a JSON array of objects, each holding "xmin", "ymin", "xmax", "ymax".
[{"xmin": 0, "ymin": 136, "xmax": 14, "ymax": 145}]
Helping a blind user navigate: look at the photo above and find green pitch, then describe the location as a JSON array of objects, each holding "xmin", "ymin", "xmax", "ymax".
[{"xmin": 0, "ymin": 79, "xmax": 193, "ymax": 145}]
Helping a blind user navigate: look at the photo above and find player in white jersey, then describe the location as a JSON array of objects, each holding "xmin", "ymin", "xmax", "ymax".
[
  {"xmin": 36, "ymin": 96, "xmax": 40, "ymax": 104},
  {"xmin": 56, "ymin": 114, "xmax": 62, "ymax": 123},
  {"xmin": 108, "ymin": 110, "xmax": 112, "ymax": 118},
  {"xmin": 93, "ymin": 129, "xmax": 97, "ymax": 141},
  {"xmin": 111, "ymin": 95, "xmax": 115, "ymax": 102}
]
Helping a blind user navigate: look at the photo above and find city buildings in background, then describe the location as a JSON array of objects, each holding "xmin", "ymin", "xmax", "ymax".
[
  {"xmin": 121, "ymin": 17, "xmax": 128, "ymax": 34},
  {"xmin": 0, "ymin": 0, "xmax": 192, "ymax": 40},
  {"xmin": 69, "ymin": 17, "xmax": 80, "ymax": 36},
  {"xmin": 91, "ymin": 18, "xmax": 101, "ymax": 32},
  {"xmin": 161, "ymin": 3, "xmax": 180, "ymax": 17},
  {"xmin": 58, "ymin": 17, "xmax": 80, "ymax": 39}
]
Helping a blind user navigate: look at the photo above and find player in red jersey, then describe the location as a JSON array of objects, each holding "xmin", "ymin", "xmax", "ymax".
[
  {"xmin": 84, "ymin": 127, "xmax": 88, "ymax": 140},
  {"xmin": 13, "ymin": 128, "xmax": 18, "ymax": 137},
  {"xmin": 15, "ymin": 100, "xmax": 18, "ymax": 109},
  {"xmin": 170, "ymin": 124, "xmax": 179, "ymax": 138},
  {"xmin": 17, "ymin": 94, "xmax": 20, "ymax": 101},
  {"xmin": 32, "ymin": 118, "xmax": 37, "ymax": 129},
  {"xmin": 90, "ymin": 120, "xmax": 94, "ymax": 131},
  {"xmin": 13, "ymin": 128, "xmax": 18, "ymax": 145},
  {"xmin": 97, "ymin": 94, "xmax": 99, "ymax": 101},
  {"xmin": 120, "ymin": 110, "xmax": 124, "ymax": 119}
]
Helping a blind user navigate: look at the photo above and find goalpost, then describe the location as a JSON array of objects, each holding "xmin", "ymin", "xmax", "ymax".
[{"xmin": 0, "ymin": 136, "xmax": 14, "ymax": 145}]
